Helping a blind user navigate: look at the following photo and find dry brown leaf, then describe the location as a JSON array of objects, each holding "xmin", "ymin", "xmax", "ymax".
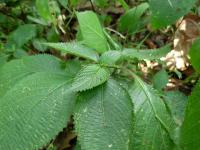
[{"xmin": 162, "ymin": 14, "xmax": 200, "ymax": 71}]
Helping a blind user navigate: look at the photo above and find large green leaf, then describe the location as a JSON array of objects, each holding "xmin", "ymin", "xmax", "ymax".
[
  {"xmin": 149, "ymin": 0, "xmax": 196, "ymax": 28},
  {"xmin": 118, "ymin": 3, "xmax": 149, "ymax": 34},
  {"xmin": 128, "ymin": 74, "xmax": 175, "ymax": 149},
  {"xmin": 77, "ymin": 11, "xmax": 108, "ymax": 53},
  {"xmin": 72, "ymin": 64, "xmax": 110, "ymax": 91},
  {"xmin": 0, "ymin": 54, "xmax": 67, "ymax": 97},
  {"xmin": 0, "ymin": 72, "xmax": 76, "ymax": 150},
  {"xmin": 74, "ymin": 79, "xmax": 134, "ymax": 150},
  {"xmin": 7, "ymin": 24, "xmax": 37, "ymax": 48},
  {"xmin": 189, "ymin": 38, "xmax": 200, "ymax": 73},
  {"xmin": 44, "ymin": 42, "xmax": 99, "ymax": 62},
  {"xmin": 180, "ymin": 80, "xmax": 200, "ymax": 149},
  {"xmin": 123, "ymin": 44, "xmax": 171, "ymax": 60}
]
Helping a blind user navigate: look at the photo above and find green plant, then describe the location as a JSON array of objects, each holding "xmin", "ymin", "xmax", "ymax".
[{"xmin": 0, "ymin": 0, "xmax": 200, "ymax": 150}]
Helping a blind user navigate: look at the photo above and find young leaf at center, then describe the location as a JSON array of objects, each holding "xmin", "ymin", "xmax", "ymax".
[{"xmin": 72, "ymin": 64, "xmax": 110, "ymax": 91}]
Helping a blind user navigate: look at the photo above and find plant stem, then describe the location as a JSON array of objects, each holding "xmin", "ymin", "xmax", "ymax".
[
  {"xmin": 106, "ymin": 27, "xmax": 126, "ymax": 39},
  {"xmin": 66, "ymin": 9, "xmax": 76, "ymax": 27},
  {"xmin": 103, "ymin": 28, "xmax": 121, "ymax": 50}
]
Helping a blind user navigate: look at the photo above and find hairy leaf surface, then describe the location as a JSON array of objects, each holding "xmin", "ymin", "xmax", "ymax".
[
  {"xmin": 77, "ymin": 11, "xmax": 108, "ymax": 53},
  {"xmin": 74, "ymin": 79, "xmax": 134, "ymax": 150},
  {"xmin": 129, "ymin": 74, "xmax": 175, "ymax": 149},
  {"xmin": 72, "ymin": 64, "xmax": 110, "ymax": 91},
  {"xmin": 44, "ymin": 42, "xmax": 99, "ymax": 62},
  {"xmin": 0, "ymin": 72, "xmax": 76, "ymax": 150},
  {"xmin": 0, "ymin": 54, "xmax": 67, "ymax": 97},
  {"xmin": 100, "ymin": 50, "xmax": 122, "ymax": 65},
  {"xmin": 123, "ymin": 44, "xmax": 171, "ymax": 60}
]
